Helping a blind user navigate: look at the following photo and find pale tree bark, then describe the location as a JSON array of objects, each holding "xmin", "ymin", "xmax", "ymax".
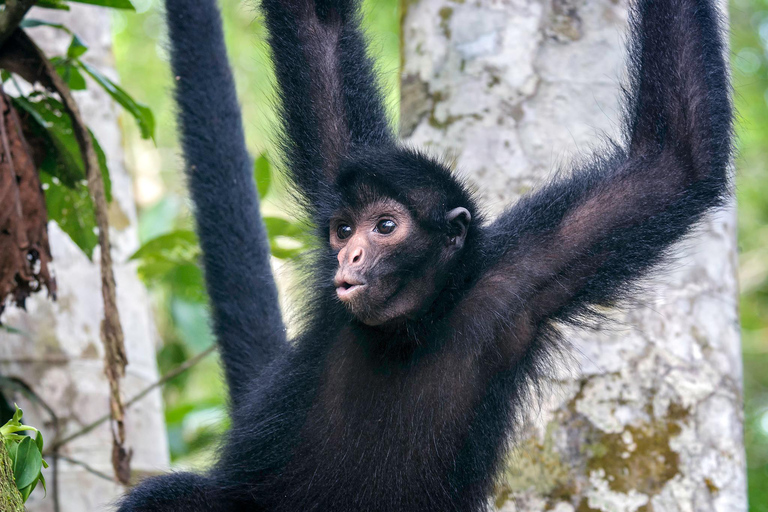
[
  {"xmin": 0, "ymin": 5, "xmax": 168, "ymax": 511},
  {"xmin": 401, "ymin": 1, "xmax": 746, "ymax": 511}
]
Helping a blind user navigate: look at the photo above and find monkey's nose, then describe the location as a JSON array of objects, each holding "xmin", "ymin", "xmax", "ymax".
[{"xmin": 349, "ymin": 246, "xmax": 364, "ymax": 265}]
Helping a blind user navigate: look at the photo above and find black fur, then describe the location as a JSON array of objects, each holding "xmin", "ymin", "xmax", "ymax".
[{"xmin": 118, "ymin": 0, "xmax": 732, "ymax": 510}]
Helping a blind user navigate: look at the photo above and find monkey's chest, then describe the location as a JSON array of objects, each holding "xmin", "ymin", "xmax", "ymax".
[{"xmin": 276, "ymin": 340, "xmax": 489, "ymax": 511}]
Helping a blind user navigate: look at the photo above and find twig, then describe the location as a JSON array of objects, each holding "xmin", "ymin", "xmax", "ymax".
[
  {"xmin": 0, "ymin": 0, "xmax": 37, "ymax": 47},
  {"xmin": 44, "ymin": 345, "xmax": 217, "ymax": 456},
  {"xmin": 57, "ymin": 455, "xmax": 118, "ymax": 484},
  {"xmin": 3, "ymin": 28, "xmax": 131, "ymax": 484}
]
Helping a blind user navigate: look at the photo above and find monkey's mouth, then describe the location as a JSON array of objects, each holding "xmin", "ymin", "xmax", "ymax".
[{"xmin": 335, "ymin": 280, "xmax": 367, "ymax": 301}]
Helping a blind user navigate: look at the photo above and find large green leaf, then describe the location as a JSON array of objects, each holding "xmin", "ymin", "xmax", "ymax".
[
  {"xmin": 12, "ymin": 95, "xmax": 112, "ymax": 200},
  {"xmin": 13, "ymin": 95, "xmax": 83, "ymax": 188},
  {"xmin": 80, "ymin": 61, "xmax": 155, "ymax": 141},
  {"xmin": 40, "ymin": 171, "xmax": 99, "ymax": 257},
  {"xmin": 11, "ymin": 436, "xmax": 42, "ymax": 490}
]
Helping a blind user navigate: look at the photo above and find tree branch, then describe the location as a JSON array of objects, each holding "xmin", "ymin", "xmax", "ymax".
[
  {"xmin": 0, "ymin": 0, "xmax": 36, "ymax": 48},
  {"xmin": 44, "ymin": 345, "xmax": 217, "ymax": 456}
]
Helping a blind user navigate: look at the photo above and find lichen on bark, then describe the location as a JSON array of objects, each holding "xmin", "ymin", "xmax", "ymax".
[{"xmin": 0, "ymin": 440, "xmax": 25, "ymax": 512}]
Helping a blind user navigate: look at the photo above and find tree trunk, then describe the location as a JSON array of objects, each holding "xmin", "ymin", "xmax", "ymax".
[
  {"xmin": 400, "ymin": 0, "xmax": 746, "ymax": 511},
  {"xmin": 0, "ymin": 440, "xmax": 24, "ymax": 512},
  {"xmin": 0, "ymin": 5, "xmax": 169, "ymax": 511}
]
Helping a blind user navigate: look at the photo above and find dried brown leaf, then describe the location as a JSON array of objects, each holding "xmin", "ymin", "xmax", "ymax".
[{"xmin": 0, "ymin": 89, "xmax": 55, "ymax": 318}]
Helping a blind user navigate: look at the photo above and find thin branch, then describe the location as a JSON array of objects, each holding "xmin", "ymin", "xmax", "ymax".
[
  {"xmin": 57, "ymin": 455, "xmax": 117, "ymax": 484},
  {"xmin": 0, "ymin": 0, "xmax": 36, "ymax": 47},
  {"xmin": 44, "ymin": 345, "xmax": 218, "ymax": 456}
]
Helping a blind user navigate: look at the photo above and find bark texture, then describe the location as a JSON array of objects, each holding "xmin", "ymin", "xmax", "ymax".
[
  {"xmin": 0, "ymin": 5, "xmax": 168, "ymax": 511},
  {"xmin": 0, "ymin": 440, "xmax": 24, "ymax": 512},
  {"xmin": 400, "ymin": 1, "xmax": 745, "ymax": 511}
]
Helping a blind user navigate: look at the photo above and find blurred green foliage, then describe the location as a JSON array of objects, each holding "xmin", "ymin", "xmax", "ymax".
[
  {"xmin": 114, "ymin": 0, "xmax": 768, "ymax": 506},
  {"xmin": 732, "ymin": 1, "xmax": 768, "ymax": 510}
]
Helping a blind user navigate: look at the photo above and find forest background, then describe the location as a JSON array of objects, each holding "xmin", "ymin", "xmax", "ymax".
[{"xmin": 99, "ymin": 0, "xmax": 768, "ymax": 509}]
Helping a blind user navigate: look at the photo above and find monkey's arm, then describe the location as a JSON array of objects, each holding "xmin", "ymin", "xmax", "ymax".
[
  {"xmin": 476, "ymin": 0, "xmax": 731, "ymax": 344},
  {"xmin": 262, "ymin": 0, "xmax": 393, "ymax": 209},
  {"xmin": 165, "ymin": 0, "xmax": 286, "ymax": 404}
]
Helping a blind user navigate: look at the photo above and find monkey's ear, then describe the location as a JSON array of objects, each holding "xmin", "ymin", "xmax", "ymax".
[{"xmin": 446, "ymin": 207, "xmax": 471, "ymax": 250}]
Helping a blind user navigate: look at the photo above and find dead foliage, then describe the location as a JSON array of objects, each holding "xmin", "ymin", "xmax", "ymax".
[{"xmin": 0, "ymin": 88, "xmax": 55, "ymax": 318}]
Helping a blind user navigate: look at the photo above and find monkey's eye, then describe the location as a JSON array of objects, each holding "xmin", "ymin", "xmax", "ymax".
[
  {"xmin": 375, "ymin": 219, "xmax": 396, "ymax": 234},
  {"xmin": 336, "ymin": 224, "xmax": 353, "ymax": 240}
]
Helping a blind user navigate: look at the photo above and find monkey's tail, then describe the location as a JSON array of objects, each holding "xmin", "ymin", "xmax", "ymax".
[{"xmin": 165, "ymin": 0, "xmax": 287, "ymax": 403}]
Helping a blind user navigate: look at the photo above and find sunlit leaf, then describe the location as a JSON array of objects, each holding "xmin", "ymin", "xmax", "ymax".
[
  {"xmin": 79, "ymin": 61, "xmax": 155, "ymax": 141},
  {"xmin": 40, "ymin": 171, "xmax": 99, "ymax": 257},
  {"xmin": 130, "ymin": 230, "xmax": 199, "ymax": 262},
  {"xmin": 254, "ymin": 154, "xmax": 271, "ymax": 198},
  {"xmin": 67, "ymin": 34, "xmax": 89, "ymax": 59},
  {"xmin": 12, "ymin": 95, "xmax": 112, "ymax": 201},
  {"xmin": 263, "ymin": 216, "xmax": 303, "ymax": 238}
]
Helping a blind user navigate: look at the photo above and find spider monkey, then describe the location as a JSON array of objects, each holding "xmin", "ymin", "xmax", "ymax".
[{"xmin": 118, "ymin": 0, "xmax": 732, "ymax": 510}]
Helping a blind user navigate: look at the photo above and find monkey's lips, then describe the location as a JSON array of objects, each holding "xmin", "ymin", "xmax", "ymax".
[{"xmin": 335, "ymin": 278, "xmax": 367, "ymax": 301}]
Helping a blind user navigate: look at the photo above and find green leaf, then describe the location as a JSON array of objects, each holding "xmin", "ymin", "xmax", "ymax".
[
  {"xmin": 40, "ymin": 171, "xmax": 99, "ymax": 257},
  {"xmin": 11, "ymin": 405, "xmax": 22, "ymax": 424},
  {"xmin": 263, "ymin": 217, "xmax": 303, "ymax": 238},
  {"xmin": 79, "ymin": 61, "xmax": 155, "ymax": 140},
  {"xmin": 20, "ymin": 19, "xmax": 70, "ymax": 31},
  {"xmin": 254, "ymin": 154, "xmax": 271, "ymax": 198},
  {"xmin": 11, "ymin": 95, "xmax": 113, "ymax": 256},
  {"xmin": 130, "ymin": 231, "xmax": 206, "ymax": 301},
  {"xmin": 19, "ymin": 478, "xmax": 37, "ymax": 503},
  {"xmin": 67, "ymin": 34, "xmax": 89, "ymax": 59},
  {"xmin": 53, "ymin": 58, "xmax": 87, "ymax": 91},
  {"xmin": 38, "ymin": 470, "xmax": 47, "ymax": 494},
  {"xmin": 130, "ymin": 230, "xmax": 199, "ymax": 262},
  {"xmin": 65, "ymin": 0, "xmax": 135, "ymax": 9},
  {"xmin": 269, "ymin": 243, "xmax": 303, "ymax": 260},
  {"xmin": 13, "ymin": 95, "xmax": 86, "ymax": 187},
  {"xmin": 34, "ymin": 431, "xmax": 43, "ymax": 454},
  {"xmin": 12, "ymin": 436, "xmax": 43, "ymax": 490},
  {"xmin": 35, "ymin": 0, "xmax": 71, "ymax": 10},
  {"xmin": 92, "ymin": 129, "xmax": 112, "ymax": 202}
]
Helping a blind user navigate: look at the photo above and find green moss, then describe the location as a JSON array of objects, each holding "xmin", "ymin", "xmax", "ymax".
[
  {"xmin": 584, "ymin": 409, "xmax": 687, "ymax": 495},
  {"xmin": 438, "ymin": 7, "xmax": 453, "ymax": 38},
  {"xmin": 494, "ymin": 425, "xmax": 577, "ymax": 508}
]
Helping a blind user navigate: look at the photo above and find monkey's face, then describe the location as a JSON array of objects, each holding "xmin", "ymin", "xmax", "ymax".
[{"xmin": 330, "ymin": 199, "xmax": 471, "ymax": 326}]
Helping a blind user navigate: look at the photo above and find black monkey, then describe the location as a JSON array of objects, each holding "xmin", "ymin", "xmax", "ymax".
[{"xmin": 118, "ymin": 0, "xmax": 732, "ymax": 510}]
